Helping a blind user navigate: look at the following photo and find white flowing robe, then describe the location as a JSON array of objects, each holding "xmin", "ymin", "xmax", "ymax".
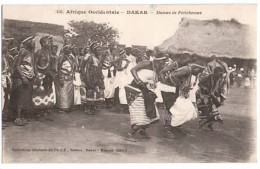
[
  {"xmin": 73, "ymin": 72, "xmax": 82, "ymax": 105},
  {"xmin": 159, "ymin": 76, "xmax": 197, "ymax": 127},
  {"xmin": 118, "ymin": 56, "xmax": 136, "ymax": 104},
  {"xmin": 189, "ymin": 75, "xmax": 199, "ymax": 103},
  {"xmin": 170, "ymin": 96, "xmax": 197, "ymax": 127}
]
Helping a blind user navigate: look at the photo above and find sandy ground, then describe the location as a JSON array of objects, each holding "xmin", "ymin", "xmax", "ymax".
[{"xmin": 2, "ymin": 87, "xmax": 257, "ymax": 163}]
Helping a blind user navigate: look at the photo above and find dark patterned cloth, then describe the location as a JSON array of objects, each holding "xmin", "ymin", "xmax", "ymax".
[
  {"xmin": 10, "ymin": 48, "xmax": 35, "ymax": 110},
  {"xmin": 55, "ymin": 53, "xmax": 75, "ymax": 109},
  {"xmin": 125, "ymin": 86, "xmax": 140, "ymax": 106},
  {"xmin": 81, "ymin": 54, "xmax": 105, "ymax": 103},
  {"xmin": 55, "ymin": 79, "xmax": 74, "ymax": 109},
  {"xmin": 85, "ymin": 89, "xmax": 104, "ymax": 102},
  {"xmin": 125, "ymin": 83, "xmax": 159, "ymax": 126},
  {"xmin": 13, "ymin": 48, "xmax": 35, "ymax": 79},
  {"xmin": 126, "ymin": 80, "xmax": 157, "ymax": 119},
  {"xmin": 32, "ymin": 73, "xmax": 55, "ymax": 109},
  {"xmin": 198, "ymin": 74, "xmax": 222, "ymax": 97},
  {"xmin": 161, "ymin": 89, "xmax": 179, "ymax": 112},
  {"xmin": 10, "ymin": 78, "xmax": 33, "ymax": 110},
  {"xmin": 81, "ymin": 55, "xmax": 104, "ymax": 90}
]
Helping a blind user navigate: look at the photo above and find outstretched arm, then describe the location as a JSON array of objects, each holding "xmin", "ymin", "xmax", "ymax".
[
  {"xmin": 159, "ymin": 62, "xmax": 178, "ymax": 83},
  {"xmin": 169, "ymin": 67, "xmax": 190, "ymax": 87}
]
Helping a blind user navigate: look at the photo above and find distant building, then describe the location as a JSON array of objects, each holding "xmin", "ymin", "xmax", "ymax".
[
  {"xmin": 132, "ymin": 45, "xmax": 147, "ymax": 54},
  {"xmin": 117, "ymin": 44, "xmax": 126, "ymax": 49},
  {"xmin": 3, "ymin": 19, "xmax": 64, "ymax": 52}
]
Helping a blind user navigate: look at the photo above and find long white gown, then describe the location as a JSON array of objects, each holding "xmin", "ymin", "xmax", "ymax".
[
  {"xmin": 170, "ymin": 95, "xmax": 197, "ymax": 127},
  {"xmin": 118, "ymin": 55, "xmax": 136, "ymax": 104},
  {"xmin": 73, "ymin": 72, "xmax": 82, "ymax": 105},
  {"xmin": 102, "ymin": 66, "xmax": 116, "ymax": 99},
  {"xmin": 169, "ymin": 75, "xmax": 198, "ymax": 127}
]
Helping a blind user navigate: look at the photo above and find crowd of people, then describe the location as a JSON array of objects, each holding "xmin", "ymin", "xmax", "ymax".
[
  {"xmin": 229, "ymin": 65, "xmax": 256, "ymax": 88},
  {"xmin": 2, "ymin": 35, "xmax": 256, "ymax": 141}
]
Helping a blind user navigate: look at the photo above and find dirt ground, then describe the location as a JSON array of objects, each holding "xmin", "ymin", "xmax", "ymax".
[{"xmin": 2, "ymin": 87, "xmax": 257, "ymax": 163}]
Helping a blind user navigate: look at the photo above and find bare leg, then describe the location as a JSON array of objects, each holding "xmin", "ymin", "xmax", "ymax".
[
  {"xmin": 86, "ymin": 102, "xmax": 95, "ymax": 115},
  {"xmin": 14, "ymin": 108, "xmax": 26, "ymax": 126},
  {"xmin": 125, "ymin": 125, "xmax": 143, "ymax": 142},
  {"xmin": 138, "ymin": 126, "xmax": 151, "ymax": 139}
]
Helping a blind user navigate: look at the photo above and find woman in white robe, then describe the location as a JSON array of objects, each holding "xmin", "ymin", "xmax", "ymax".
[
  {"xmin": 73, "ymin": 72, "xmax": 82, "ymax": 105},
  {"xmin": 162, "ymin": 64, "xmax": 204, "ymax": 138},
  {"xmin": 118, "ymin": 52, "xmax": 136, "ymax": 105},
  {"xmin": 102, "ymin": 62, "xmax": 116, "ymax": 108}
]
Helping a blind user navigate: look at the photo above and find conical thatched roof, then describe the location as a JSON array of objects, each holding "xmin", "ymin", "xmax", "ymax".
[{"xmin": 159, "ymin": 18, "xmax": 256, "ymax": 59}]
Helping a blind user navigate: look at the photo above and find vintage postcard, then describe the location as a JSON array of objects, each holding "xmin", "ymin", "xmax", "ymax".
[{"xmin": 1, "ymin": 4, "xmax": 257, "ymax": 163}]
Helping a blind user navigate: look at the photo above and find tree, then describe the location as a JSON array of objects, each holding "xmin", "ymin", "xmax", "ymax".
[{"xmin": 67, "ymin": 20, "xmax": 119, "ymax": 46}]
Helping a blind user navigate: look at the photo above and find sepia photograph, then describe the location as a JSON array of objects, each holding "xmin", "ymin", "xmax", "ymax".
[{"xmin": 1, "ymin": 4, "xmax": 257, "ymax": 163}]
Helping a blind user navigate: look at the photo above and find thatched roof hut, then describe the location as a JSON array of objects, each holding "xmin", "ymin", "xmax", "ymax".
[{"xmin": 159, "ymin": 18, "xmax": 256, "ymax": 59}]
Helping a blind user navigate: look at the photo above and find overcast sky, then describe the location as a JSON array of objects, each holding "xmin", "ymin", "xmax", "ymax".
[{"xmin": 3, "ymin": 5, "xmax": 257, "ymax": 48}]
